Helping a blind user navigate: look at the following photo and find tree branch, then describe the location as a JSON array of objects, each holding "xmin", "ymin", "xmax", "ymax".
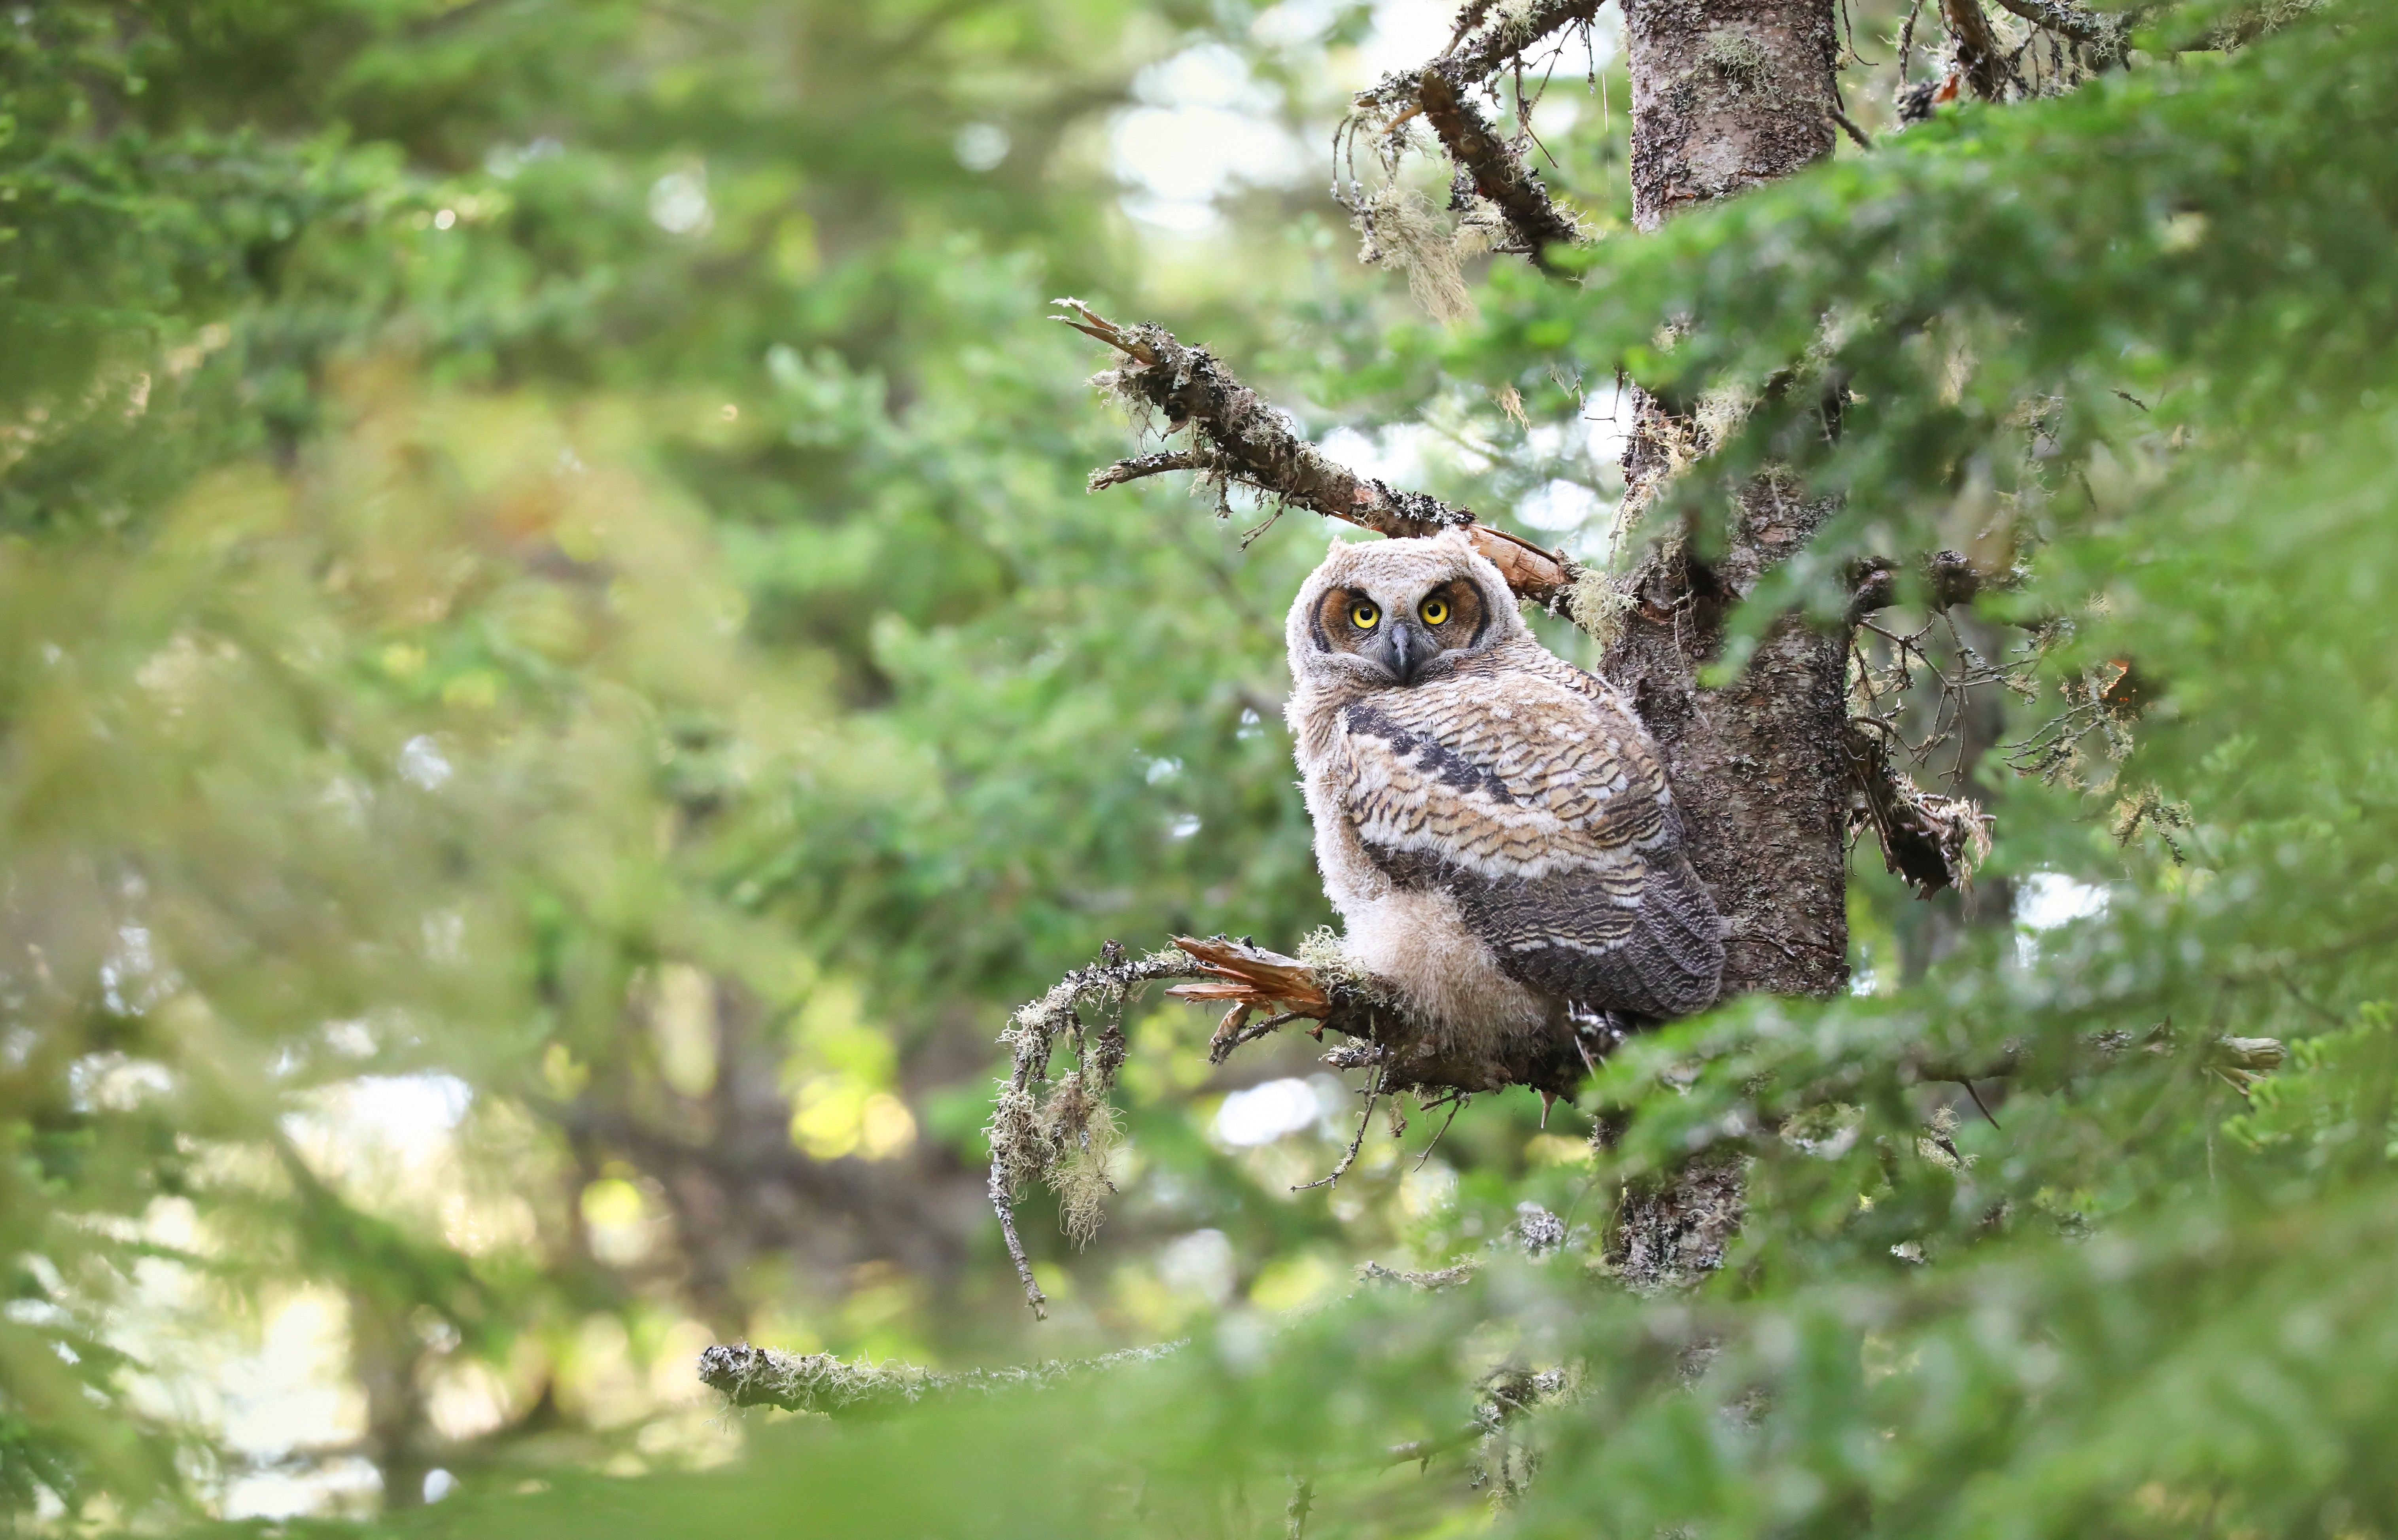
[
  {"xmin": 1357, "ymin": 0, "xmax": 1610, "ymax": 110},
  {"xmin": 1942, "ymin": 0, "xmax": 2010, "ymax": 101},
  {"xmin": 1845, "ymin": 548, "xmax": 2018, "ymax": 624},
  {"xmin": 1053, "ymin": 302, "xmax": 1582, "ymax": 609},
  {"xmin": 698, "ymin": 1340, "xmax": 1186, "ymax": 1416},
  {"xmin": 1987, "ymin": 0, "xmax": 2127, "ymax": 46},
  {"xmin": 987, "ymin": 939, "xmax": 1207, "ymax": 1316},
  {"xmin": 1843, "ymin": 722, "xmax": 1993, "ymax": 896},
  {"xmin": 1088, "ymin": 449, "xmax": 1205, "ymax": 491},
  {"xmin": 1164, "ymin": 935, "xmax": 1599, "ymax": 1096},
  {"xmin": 1416, "ymin": 66, "xmax": 1584, "ymax": 270}
]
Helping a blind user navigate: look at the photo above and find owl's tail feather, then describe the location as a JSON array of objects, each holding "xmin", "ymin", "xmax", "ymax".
[
  {"xmin": 1630, "ymin": 851, "xmax": 1729, "ymax": 1016},
  {"xmin": 1560, "ymin": 854, "xmax": 1726, "ymax": 1022}
]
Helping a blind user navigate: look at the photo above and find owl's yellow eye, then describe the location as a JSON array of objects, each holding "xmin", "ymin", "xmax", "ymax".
[
  {"xmin": 1350, "ymin": 602, "xmax": 1380, "ymax": 630},
  {"xmin": 1420, "ymin": 597, "xmax": 1451, "ymax": 627}
]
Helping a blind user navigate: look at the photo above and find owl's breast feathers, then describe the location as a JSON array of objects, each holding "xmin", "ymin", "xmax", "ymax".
[{"xmin": 1326, "ymin": 645, "xmax": 1724, "ymax": 1018}]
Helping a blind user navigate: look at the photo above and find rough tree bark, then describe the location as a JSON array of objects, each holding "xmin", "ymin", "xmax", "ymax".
[
  {"xmin": 1622, "ymin": 0, "xmax": 1840, "ymax": 231},
  {"xmin": 1606, "ymin": 0, "xmax": 1850, "ymax": 1007},
  {"xmin": 1580, "ymin": 0, "xmax": 1848, "ymax": 1283}
]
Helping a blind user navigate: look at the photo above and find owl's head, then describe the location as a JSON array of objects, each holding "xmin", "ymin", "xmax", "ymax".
[{"xmin": 1285, "ymin": 529, "xmax": 1528, "ymax": 689}]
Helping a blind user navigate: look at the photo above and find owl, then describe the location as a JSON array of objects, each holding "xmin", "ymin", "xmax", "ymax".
[{"xmin": 1284, "ymin": 530, "xmax": 1724, "ymax": 1067}]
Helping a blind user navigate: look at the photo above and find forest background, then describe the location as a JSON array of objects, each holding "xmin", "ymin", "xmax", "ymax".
[{"xmin": 7, "ymin": 0, "xmax": 2398, "ymax": 1536}]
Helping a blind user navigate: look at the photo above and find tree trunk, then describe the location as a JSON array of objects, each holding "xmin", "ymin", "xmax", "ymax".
[
  {"xmin": 349, "ymin": 1287, "xmax": 434, "ymax": 1513},
  {"xmin": 1623, "ymin": 0, "xmax": 1842, "ymax": 233},
  {"xmin": 1608, "ymin": 0, "xmax": 1850, "ymax": 1002}
]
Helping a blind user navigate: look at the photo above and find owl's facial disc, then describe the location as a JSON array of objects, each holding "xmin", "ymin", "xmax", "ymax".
[{"xmin": 1314, "ymin": 575, "xmax": 1488, "ymax": 683}]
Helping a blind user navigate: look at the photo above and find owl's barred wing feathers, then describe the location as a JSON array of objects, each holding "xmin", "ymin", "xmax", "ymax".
[{"xmin": 1328, "ymin": 654, "xmax": 1724, "ymax": 1019}]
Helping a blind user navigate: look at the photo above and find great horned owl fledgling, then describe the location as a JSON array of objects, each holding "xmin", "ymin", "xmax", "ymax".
[{"xmin": 1284, "ymin": 531, "xmax": 1724, "ymax": 1065}]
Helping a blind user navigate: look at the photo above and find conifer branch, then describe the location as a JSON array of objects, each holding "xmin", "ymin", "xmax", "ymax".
[
  {"xmin": 698, "ymin": 1340, "xmax": 1186, "ymax": 1416},
  {"xmin": 1415, "ymin": 65, "xmax": 1585, "ymax": 270},
  {"xmin": 1354, "ymin": 0, "xmax": 1610, "ymax": 110},
  {"xmin": 1052, "ymin": 303, "xmax": 1582, "ymax": 610},
  {"xmin": 1988, "ymin": 0, "xmax": 2127, "ymax": 45},
  {"xmin": 1942, "ymin": 0, "xmax": 2011, "ymax": 100}
]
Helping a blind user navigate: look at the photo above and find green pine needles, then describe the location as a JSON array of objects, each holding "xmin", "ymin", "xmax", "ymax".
[{"xmin": 8, "ymin": 0, "xmax": 2398, "ymax": 1534}]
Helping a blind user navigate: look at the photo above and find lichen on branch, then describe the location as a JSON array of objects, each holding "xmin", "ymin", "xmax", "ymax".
[
  {"xmin": 698, "ymin": 1339, "xmax": 1185, "ymax": 1416},
  {"xmin": 985, "ymin": 939, "xmax": 1201, "ymax": 1316},
  {"xmin": 1053, "ymin": 302, "xmax": 1580, "ymax": 610}
]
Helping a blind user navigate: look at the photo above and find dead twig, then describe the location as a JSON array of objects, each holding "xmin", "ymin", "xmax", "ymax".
[
  {"xmin": 1053, "ymin": 301, "xmax": 1582, "ymax": 609},
  {"xmin": 1297, "ymin": 1062, "xmax": 1385, "ymax": 1192},
  {"xmin": 1089, "ymin": 449, "xmax": 1205, "ymax": 491},
  {"xmin": 1416, "ymin": 65, "xmax": 1585, "ymax": 270},
  {"xmin": 1942, "ymin": 0, "xmax": 2011, "ymax": 100},
  {"xmin": 698, "ymin": 1339, "xmax": 1185, "ymax": 1416}
]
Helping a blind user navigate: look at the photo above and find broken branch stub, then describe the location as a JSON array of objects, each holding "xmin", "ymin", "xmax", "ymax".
[
  {"xmin": 1053, "ymin": 301, "xmax": 1580, "ymax": 608},
  {"xmin": 1165, "ymin": 934, "xmax": 1601, "ymax": 1098}
]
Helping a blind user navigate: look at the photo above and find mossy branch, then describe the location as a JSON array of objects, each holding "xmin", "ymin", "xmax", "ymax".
[
  {"xmin": 1051, "ymin": 302, "xmax": 1581, "ymax": 611},
  {"xmin": 1353, "ymin": 0, "xmax": 1610, "ymax": 112},
  {"xmin": 1844, "ymin": 722, "xmax": 1993, "ymax": 897},
  {"xmin": 1415, "ymin": 64, "xmax": 1585, "ymax": 271},
  {"xmin": 697, "ymin": 1340, "xmax": 1186, "ymax": 1416},
  {"xmin": 987, "ymin": 939, "xmax": 1204, "ymax": 1317}
]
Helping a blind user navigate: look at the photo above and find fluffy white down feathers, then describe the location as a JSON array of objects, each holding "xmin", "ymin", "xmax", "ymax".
[{"xmin": 1284, "ymin": 531, "xmax": 1724, "ymax": 1059}]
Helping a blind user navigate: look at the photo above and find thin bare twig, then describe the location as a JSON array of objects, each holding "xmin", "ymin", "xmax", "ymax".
[
  {"xmin": 1298, "ymin": 1063, "xmax": 1385, "ymax": 1192},
  {"xmin": 1414, "ymin": 1094, "xmax": 1469, "ymax": 1170},
  {"xmin": 990, "ymin": 1163, "xmax": 1048, "ymax": 1319}
]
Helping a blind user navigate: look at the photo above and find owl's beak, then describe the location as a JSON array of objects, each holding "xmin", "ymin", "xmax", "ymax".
[{"xmin": 1375, "ymin": 621, "xmax": 1431, "ymax": 684}]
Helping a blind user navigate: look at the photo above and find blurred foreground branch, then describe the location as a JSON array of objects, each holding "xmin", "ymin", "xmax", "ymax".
[{"xmin": 698, "ymin": 1341, "xmax": 1184, "ymax": 1416}]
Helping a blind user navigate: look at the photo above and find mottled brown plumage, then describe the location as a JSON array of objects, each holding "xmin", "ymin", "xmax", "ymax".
[{"xmin": 1285, "ymin": 532, "xmax": 1723, "ymax": 1060}]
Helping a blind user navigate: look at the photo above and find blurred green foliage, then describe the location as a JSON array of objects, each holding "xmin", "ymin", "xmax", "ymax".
[{"xmin": 9, "ymin": 0, "xmax": 2398, "ymax": 1535}]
